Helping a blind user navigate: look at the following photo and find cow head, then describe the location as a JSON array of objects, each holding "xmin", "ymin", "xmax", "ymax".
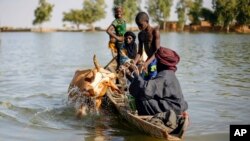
[{"xmin": 68, "ymin": 55, "xmax": 121, "ymax": 117}]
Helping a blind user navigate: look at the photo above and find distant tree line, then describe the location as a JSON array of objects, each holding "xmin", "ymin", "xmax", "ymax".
[
  {"xmin": 176, "ymin": 0, "xmax": 250, "ymax": 32},
  {"xmin": 33, "ymin": 0, "xmax": 250, "ymax": 32}
]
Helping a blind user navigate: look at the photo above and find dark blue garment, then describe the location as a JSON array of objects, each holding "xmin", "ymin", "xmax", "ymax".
[
  {"xmin": 129, "ymin": 70, "xmax": 188, "ymax": 115},
  {"xmin": 115, "ymin": 41, "xmax": 124, "ymax": 69},
  {"xmin": 141, "ymin": 59, "xmax": 157, "ymax": 80}
]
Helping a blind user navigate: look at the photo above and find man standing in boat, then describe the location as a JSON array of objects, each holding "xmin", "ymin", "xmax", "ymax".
[
  {"xmin": 106, "ymin": 6, "xmax": 126, "ymax": 70},
  {"xmin": 133, "ymin": 12, "xmax": 159, "ymax": 80}
]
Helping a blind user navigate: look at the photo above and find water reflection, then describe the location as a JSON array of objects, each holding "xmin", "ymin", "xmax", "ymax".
[
  {"xmin": 214, "ymin": 36, "xmax": 250, "ymax": 92},
  {"xmin": 84, "ymin": 126, "xmax": 109, "ymax": 141},
  {"xmin": 0, "ymin": 32, "xmax": 249, "ymax": 141},
  {"xmin": 161, "ymin": 33, "xmax": 250, "ymax": 136}
]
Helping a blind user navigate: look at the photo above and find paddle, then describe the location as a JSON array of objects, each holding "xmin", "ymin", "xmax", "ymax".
[{"xmin": 104, "ymin": 56, "xmax": 117, "ymax": 69}]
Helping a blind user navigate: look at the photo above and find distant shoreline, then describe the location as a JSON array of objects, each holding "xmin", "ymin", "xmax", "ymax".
[{"xmin": 1, "ymin": 26, "xmax": 250, "ymax": 33}]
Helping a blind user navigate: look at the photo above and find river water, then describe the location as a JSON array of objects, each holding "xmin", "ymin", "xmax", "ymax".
[{"xmin": 0, "ymin": 32, "xmax": 249, "ymax": 141}]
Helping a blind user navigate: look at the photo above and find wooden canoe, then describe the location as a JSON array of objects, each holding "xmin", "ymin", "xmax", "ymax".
[{"xmin": 104, "ymin": 57, "xmax": 188, "ymax": 140}]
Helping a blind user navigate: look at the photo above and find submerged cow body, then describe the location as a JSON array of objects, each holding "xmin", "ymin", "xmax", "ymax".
[{"xmin": 68, "ymin": 55, "xmax": 121, "ymax": 117}]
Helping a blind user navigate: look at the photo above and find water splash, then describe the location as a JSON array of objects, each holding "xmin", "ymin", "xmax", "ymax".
[{"xmin": 67, "ymin": 86, "xmax": 97, "ymax": 115}]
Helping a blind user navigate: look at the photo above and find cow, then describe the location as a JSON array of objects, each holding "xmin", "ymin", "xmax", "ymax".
[{"xmin": 68, "ymin": 55, "xmax": 121, "ymax": 118}]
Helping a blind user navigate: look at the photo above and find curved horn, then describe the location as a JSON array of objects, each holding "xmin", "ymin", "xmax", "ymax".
[{"xmin": 93, "ymin": 54, "xmax": 101, "ymax": 72}]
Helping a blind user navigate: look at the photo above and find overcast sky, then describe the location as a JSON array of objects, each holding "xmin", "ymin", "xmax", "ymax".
[{"xmin": 0, "ymin": 0, "xmax": 212, "ymax": 29}]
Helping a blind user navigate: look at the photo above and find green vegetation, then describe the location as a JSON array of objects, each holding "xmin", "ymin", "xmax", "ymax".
[
  {"xmin": 211, "ymin": 0, "xmax": 250, "ymax": 32},
  {"xmin": 33, "ymin": 0, "xmax": 54, "ymax": 28},
  {"xmin": 146, "ymin": 0, "xmax": 173, "ymax": 31},
  {"xmin": 235, "ymin": 0, "xmax": 250, "ymax": 25},
  {"xmin": 175, "ymin": 0, "xmax": 250, "ymax": 32},
  {"xmin": 200, "ymin": 8, "xmax": 216, "ymax": 25},
  {"xmin": 62, "ymin": 0, "xmax": 106, "ymax": 31},
  {"xmin": 82, "ymin": 0, "xmax": 106, "ymax": 31},
  {"xmin": 176, "ymin": 0, "xmax": 190, "ymax": 31},
  {"xmin": 188, "ymin": 0, "xmax": 203, "ymax": 25},
  {"xmin": 29, "ymin": 0, "xmax": 249, "ymax": 33},
  {"xmin": 213, "ymin": 0, "xmax": 237, "ymax": 32},
  {"xmin": 63, "ymin": 9, "xmax": 83, "ymax": 30},
  {"xmin": 176, "ymin": 0, "xmax": 203, "ymax": 30}
]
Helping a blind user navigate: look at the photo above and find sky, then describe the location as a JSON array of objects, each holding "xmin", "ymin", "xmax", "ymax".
[{"xmin": 0, "ymin": 0, "xmax": 212, "ymax": 29}]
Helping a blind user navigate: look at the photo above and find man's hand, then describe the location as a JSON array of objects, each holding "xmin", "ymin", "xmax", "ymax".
[
  {"xmin": 142, "ymin": 62, "xmax": 148, "ymax": 73},
  {"xmin": 129, "ymin": 64, "xmax": 139, "ymax": 76},
  {"xmin": 117, "ymin": 36, "xmax": 124, "ymax": 42}
]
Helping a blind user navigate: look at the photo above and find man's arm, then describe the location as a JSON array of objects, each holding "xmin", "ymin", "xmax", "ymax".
[
  {"xmin": 134, "ymin": 34, "xmax": 143, "ymax": 64},
  {"xmin": 106, "ymin": 24, "xmax": 123, "ymax": 42},
  {"xmin": 106, "ymin": 24, "xmax": 115, "ymax": 38},
  {"xmin": 144, "ymin": 27, "xmax": 160, "ymax": 69},
  {"xmin": 154, "ymin": 26, "xmax": 161, "ymax": 51},
  {"xmin": 129, "ymin": 72, "xmax": 156, "ymax": 99}
]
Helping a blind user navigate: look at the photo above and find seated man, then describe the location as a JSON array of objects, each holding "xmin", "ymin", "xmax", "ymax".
[
  {"xmin": 117, "ymin": 31, "xmax": 138, "ymax": 66},
  {"xmin": 126, "ymin": 47, "xmax": 188, "ymax": 117}
]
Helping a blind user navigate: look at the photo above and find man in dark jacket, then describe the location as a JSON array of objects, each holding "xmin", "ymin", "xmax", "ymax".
[{"xmin": 127, "ymin": 47, "xmax": 188, "ymax": 116}]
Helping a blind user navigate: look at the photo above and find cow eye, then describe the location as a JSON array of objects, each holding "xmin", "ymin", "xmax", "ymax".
[{"xmin": 84, "ymin": 77, "xmax": 92, "ymax": 82}]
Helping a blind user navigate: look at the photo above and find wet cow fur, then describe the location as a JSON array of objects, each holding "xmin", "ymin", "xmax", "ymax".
[{"xmin": 68, "ymin": 55, "xmax": 121, "ymax": 118}]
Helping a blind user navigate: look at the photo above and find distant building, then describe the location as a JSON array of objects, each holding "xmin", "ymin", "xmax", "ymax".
[
  {"xmin": 31, "ymin": 27, "xmax": 56, "ymax": 32},
  {"xmin": 200, "ymin": 21, "xmax": 212, "ymax": 27},
  {"xmin": 162, "ymin": 21, "xmax": 213, "ymax": 32},
  {"xmin": 159, "ymin": 21, "xmax": 179, "ymax": 31},
  {"xmin": 233, "ymin": 25, "xmax": 250, "ymax": 33},
  {"xmin": 165, "ymin": 21, "xmax": 178, "ymax": 31},
  {"xmin": 189, "ymin": 20, "xmax": 212, "ymax": 32}
]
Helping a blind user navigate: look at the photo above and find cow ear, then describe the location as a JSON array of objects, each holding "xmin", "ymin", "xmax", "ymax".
[{"xmin": 88, "ymin": 88, "xmax": 95, "ymax": 97}]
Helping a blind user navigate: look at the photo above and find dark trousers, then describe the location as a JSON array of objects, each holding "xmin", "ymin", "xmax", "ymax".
[{"xmin": 115, "ymin": 41, "xmax": 123, "ymax": 69}]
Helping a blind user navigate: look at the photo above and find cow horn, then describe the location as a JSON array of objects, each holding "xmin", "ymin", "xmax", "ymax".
[{"xmin": 93, "ymin": 54, "xmax": 101, "ymax": 72}]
